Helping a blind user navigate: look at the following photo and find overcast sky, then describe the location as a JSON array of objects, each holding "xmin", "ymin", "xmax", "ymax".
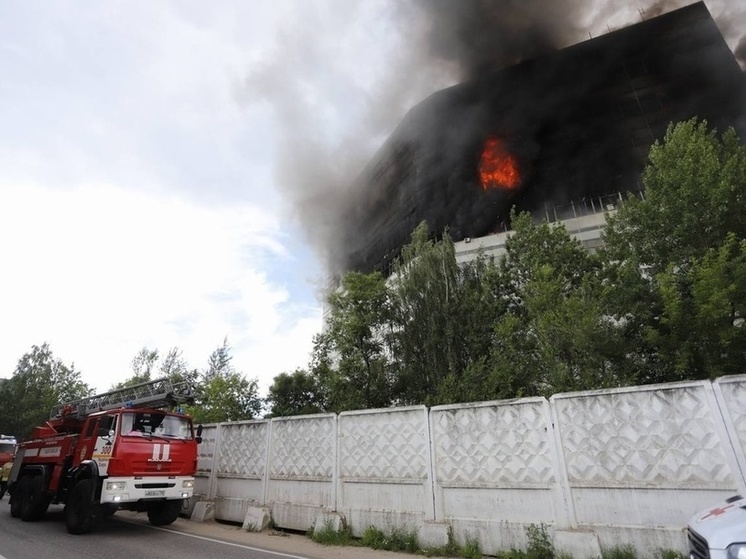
[{"xmin": 1, "ymin": 1, "xmax": 743, "ymax": 397}]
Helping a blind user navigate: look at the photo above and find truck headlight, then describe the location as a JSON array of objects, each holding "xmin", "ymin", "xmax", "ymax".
[
  {"xmin": 106, "ymin": 481, "xmax": 127, "ymax": 491},
  {"xmin": 727, "ymin": 543, "xmax": 746, "ymax": 559},
  {"xmin": 182, "ymin": 479, "xmax": 194, "ymax": 489}
]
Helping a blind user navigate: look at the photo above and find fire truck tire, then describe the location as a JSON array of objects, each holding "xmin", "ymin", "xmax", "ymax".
[
  {"xmin": 147, "ymin": 499, "xmax": 182, "ymax": 526},
  {"xmin": 9, "ymin": 484, "xmax": 22, "ymax": 518},
  {"xmin": 19, "ymin": 476, "xmax": 48, "ymax": 521},
  {"xmin": 65, "ymin": 479, "xmax": 101, "ymax": 534}
]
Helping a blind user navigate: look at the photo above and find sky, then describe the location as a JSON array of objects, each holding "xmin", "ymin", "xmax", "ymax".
[
  {"xmin": 0, "ymin": 1, "xmax": 457, "ymax": 396},
  {"xmin": 1, "ymin": 0, "xmax": 744, "ymax": 397}
]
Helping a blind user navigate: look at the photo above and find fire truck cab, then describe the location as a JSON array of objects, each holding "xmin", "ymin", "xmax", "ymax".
[{"xmin": 8, "ymin": 378, "xmax": 202, "ymax": 534}]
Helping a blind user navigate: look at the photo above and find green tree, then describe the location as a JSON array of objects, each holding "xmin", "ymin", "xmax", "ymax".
[
  {"xmin": 431, "ymin": 252, "xmax": 509, "ymax": 404},
  {"xmin": 112, "ymin": 346, "xmax": 197, "ymax": 391},
  {"xmin": 604, "ymin": 118, "xmax": 746, "ymax": 274},
  {"xmin": 266, "ymin": 368, "xmax": 326, "ymax": 417},
  {"xmin": 602, "ymin": 118, "xmax": 746, "ymax": 381},
  {"xmin": 388, "ymin": 222, "xmax": 462, "ymax": 404},
  {"xmin": 482, "ymin": 212, "xmax": 626, "ymax": 397},
  {"xmin": 0, "ymin": 343, "xmax": 92, "ymax": 439},
  {"xmin": 205, "ymin": 337, "xmax": 232, "ymax": 379},
  {"xmin": 185, "ymin": 340, "xmax": 262, "ymax": 423},
  {"xmin": 159, "ymin": 347, "xmax": 199, "ymax": 387},
  {"xmin": 690, "ymin": 235, "xmax": 746, "ymax": 374},
  {"xmin": 654, "ymin": 234, "xmax": 746, "ymax": 378},
  {"xmin": 320, "ymin": 270, "xmax": 393, "ymax": 410},
  {"xmin": 131, "ymin": 347, "xmax": 159, "ymax": 378}
]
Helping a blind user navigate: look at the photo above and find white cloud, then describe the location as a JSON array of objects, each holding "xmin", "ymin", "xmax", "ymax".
[
  {"xmin": 0, "ymin": 1, "xmax": 326, "ymax": 399},
  {"xmin": 0, "ymin": 182, "xmax": 321, "ymax": 394}
]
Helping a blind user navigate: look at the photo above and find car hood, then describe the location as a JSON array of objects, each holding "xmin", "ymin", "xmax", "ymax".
[{"xmin": 688, "ymin": 495, "xmax": 746, "ymax": 549}]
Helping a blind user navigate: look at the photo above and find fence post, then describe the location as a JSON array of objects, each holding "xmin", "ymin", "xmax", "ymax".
[
  {"xmin": 548, "ymin": 395, "xmax": 577, "ymax": 529},
  {"xmin": 208, "ymin": 423, "xmax": 222, "ymax": 501}
]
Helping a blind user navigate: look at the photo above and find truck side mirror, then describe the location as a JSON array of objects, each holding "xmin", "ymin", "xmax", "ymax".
[{"xmin": 195, "ymin": 424, "xmax": 203, "ymax": 444}]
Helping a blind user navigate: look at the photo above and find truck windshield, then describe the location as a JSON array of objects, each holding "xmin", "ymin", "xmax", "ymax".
[
  {"xmin": 120, "ymin": 412, "xmax": 193, "ymax": 440},
  {"xmin": 0, "ymin": 442, "xmax": 15, "ymax": 456}
]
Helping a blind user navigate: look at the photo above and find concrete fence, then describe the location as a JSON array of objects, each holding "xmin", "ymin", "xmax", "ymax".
[{"xmin": 187, "ymin": 375, "xmax": 746, "ymax": 558}]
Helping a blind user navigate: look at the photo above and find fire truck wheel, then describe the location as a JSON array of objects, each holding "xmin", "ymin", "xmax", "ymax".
[
  {"xmin": 147, "ymin": 499, "xmax": 182, "ymax": 526},
  {"xmin": 65, "ymin": 479, "xmax": 101, "ymax": 535},
  {"xmin": 19, "ymin": 476, "xmax": 48, "ymax": 521},
  {"xmin": 9, "ymin": 482, "xmax": 23, "ymax": 518}
]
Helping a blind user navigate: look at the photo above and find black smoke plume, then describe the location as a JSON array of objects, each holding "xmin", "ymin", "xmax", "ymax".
[{"xmin": 242, "ymin": 0, "xmax": 746, "ymax": 277}]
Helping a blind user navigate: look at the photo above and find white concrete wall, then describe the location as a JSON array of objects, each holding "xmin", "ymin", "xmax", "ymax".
[
  {"xmin": 551, "ymin": 380, "xmax": 743, "ymax": 555},
  {"xmin": 195, "ymin": 375, "xmax": 746, "ymax": 556},
  {"xmin": 337, "ymin": 406, "xmax": 433, "ymax": 536},
  {"xmin": 430, "ymin": 398, "xmax": 567, "ymax": 555},
  {"xmin": 267, "ymin": 414, "xmax": 337, "ymax": 530},
  {"xmin": 212, "ymin": 419, "xmax": 270, "ymax": 522}
]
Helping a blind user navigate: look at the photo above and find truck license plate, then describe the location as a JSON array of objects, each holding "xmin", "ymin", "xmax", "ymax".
[{"xmin": 145, "ymin": 490, "xmax": 165, "ymax": 497}]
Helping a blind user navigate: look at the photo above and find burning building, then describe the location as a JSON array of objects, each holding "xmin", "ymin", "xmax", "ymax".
[{"xmin": 336, "ymin": 2, "xmax": 746, "ymax": 274}]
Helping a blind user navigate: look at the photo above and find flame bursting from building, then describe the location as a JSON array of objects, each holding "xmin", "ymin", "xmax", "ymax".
[{"xmin": 479, "ymin": 137, "xmax": 520, "ymax": 190}]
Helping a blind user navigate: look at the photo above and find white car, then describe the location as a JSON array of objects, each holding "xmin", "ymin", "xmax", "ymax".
[{"xmin": 687, "ymin": 495, "xmax": 746, "ymax": 559}]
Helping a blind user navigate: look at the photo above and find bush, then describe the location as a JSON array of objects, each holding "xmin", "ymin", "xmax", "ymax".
[{"xmin": 526, "ymin": 523, "xmax": 554, "ymax": 559}]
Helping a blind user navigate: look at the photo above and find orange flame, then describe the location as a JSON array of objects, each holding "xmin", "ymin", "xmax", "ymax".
[{"xmin": 479, "ymin": 137, "xmax": 520, "ymax": 190}]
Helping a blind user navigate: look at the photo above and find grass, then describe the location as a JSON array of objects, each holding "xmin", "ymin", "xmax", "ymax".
[
  {"xmin": 600, "ymin": 545, "xmax": 687, "ymax": 559},
  {"xmin": 601, "ymin": 545, "xmax": 637, "ymax": 559},
  {"xmin": 309, "ymin": 520, "xmax": 686, "ymax": 559},
  {"xmin": 361, "ymin": 526, "xmax": 420, "ymax": 553},
  {"xmin": 310, "ymin": 521, "xmax": 483, "ymax": 558},
  {"xmin": 308, "ymin": 519, "xmax": 355, "ymax": 546}
]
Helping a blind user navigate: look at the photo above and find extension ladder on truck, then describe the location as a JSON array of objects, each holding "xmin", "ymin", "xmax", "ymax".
[{"xmin": 50, "ymin": 377, "xmax": 195, "ymax": 419}]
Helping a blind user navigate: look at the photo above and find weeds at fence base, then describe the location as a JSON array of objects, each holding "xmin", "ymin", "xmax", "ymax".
[{"xmin": 308, "ymin": 520, "xmax": 685, "ymax": 559}]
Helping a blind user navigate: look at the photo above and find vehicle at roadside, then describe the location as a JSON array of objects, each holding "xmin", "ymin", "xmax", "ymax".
[
  {"xmin": 687, "ymin": 494, "xmax": 746, "ymax": 559},
  {"xmin": 7, "ymin": 378, "xmax": 202, "ymax": 534},
  {"xmin": 0, "ymin": 435, "xmax": 17, "ymax": 465}
]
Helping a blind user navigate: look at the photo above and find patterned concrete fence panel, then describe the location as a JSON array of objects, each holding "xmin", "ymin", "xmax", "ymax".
[
  {"xmin": 713, "ymin": 374, "xmax": 746, "ymax": 494},
  {"xmin": 214, "ymin": 419, "xmax": 270, "ymax": 523},
  {"xmin": 337, "ymin": 406, "xmax": 433, "ymax": 536},
  {"xmin": 550, "ymin": 380, "xmax": 744, "ymax": 553},
  {"xmin": 430, "ymin": 398, "xmax": 563, "ymax": 555},
  {"xmin": 267, "ymin": 414, "xmax": 337, "ymax": 531}
]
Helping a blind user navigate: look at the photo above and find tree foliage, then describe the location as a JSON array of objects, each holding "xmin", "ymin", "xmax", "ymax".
[
  {"xmin": 0, "ymin": 343, "xmax": 92, "ymax": 440},
  {"xmin": 111, "ymin": 346, "xmax": 198, "ymax": 391},
  {"xmin": 603, "ymin": 118, "xmax": 746, "ymax": 380},
  {"xmin": 388, "ymin": 223, "xmax": 463, "ymax": 405},
  {"xmin": 184, "ymin": 339, "xmax": 262, "ymax": 423},
  {"xmin": 266, "ymin": 368, "xmax": 326, "ymax": 418},
  {"xmin": 319, "ymin": 271, "xmax": 393, "ymax": 410}
]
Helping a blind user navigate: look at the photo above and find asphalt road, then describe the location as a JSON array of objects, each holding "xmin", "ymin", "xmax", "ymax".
[
  {"xmin": 0, "ymin": 500, "xmax": 418, "ymax": 559},
  {"xmin": 0, "ymin": 502, "xmax": 314, "ymax": 559}
]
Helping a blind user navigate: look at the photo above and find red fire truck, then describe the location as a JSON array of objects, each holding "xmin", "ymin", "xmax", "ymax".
[
  {"xmin": 7, "ymin": 378, "xmax": 202, "ymax": 534},
  {"xmin": 0, "ymin": 435, "xmax": 17, "ymax": 465}
]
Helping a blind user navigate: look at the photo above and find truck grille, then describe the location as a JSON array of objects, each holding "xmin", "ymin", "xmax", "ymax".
[{"xmin": 688, "ymin": 528, "xmax": 709, "ymax": 559}]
